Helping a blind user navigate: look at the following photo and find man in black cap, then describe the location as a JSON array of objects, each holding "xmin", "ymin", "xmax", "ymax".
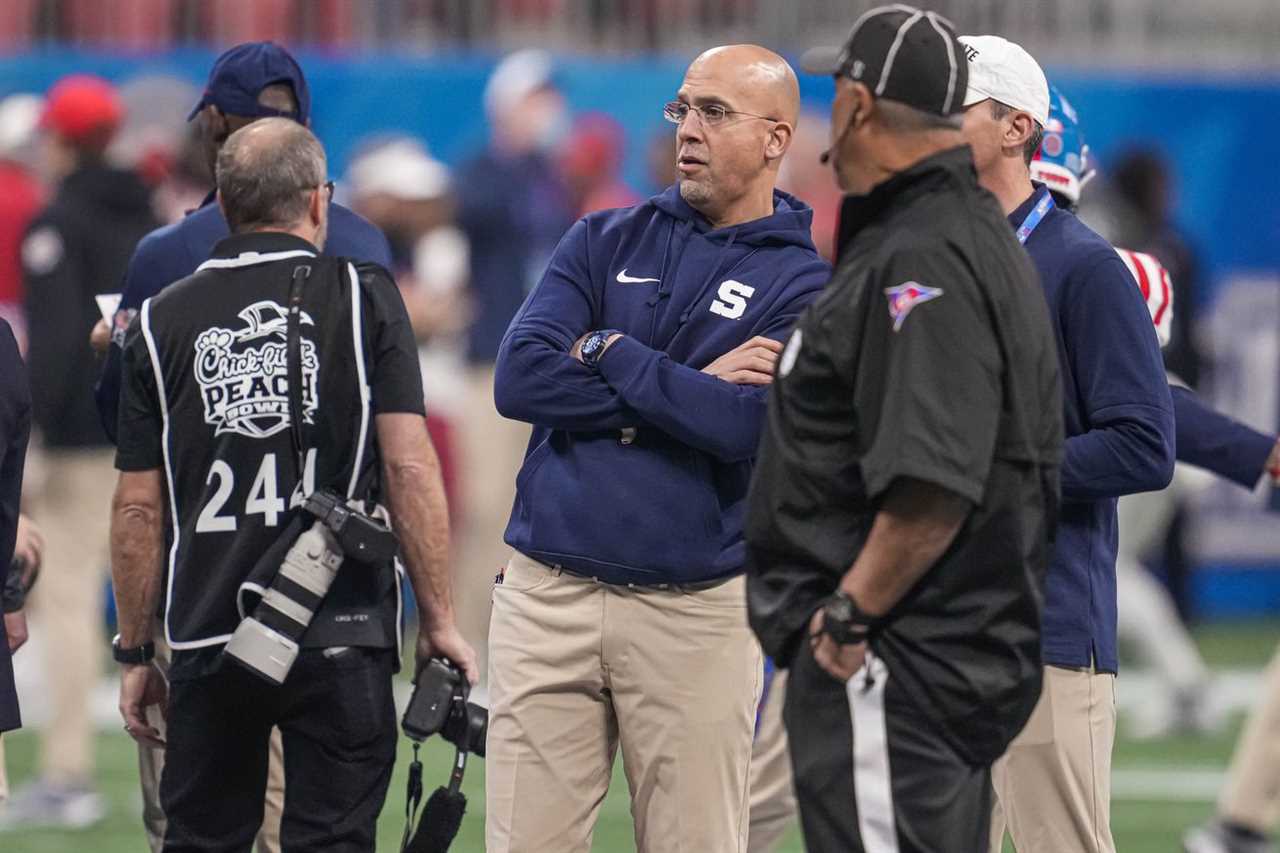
[{"xmin": 745, "ymin": 6, "xmax": 1063, "ymax": 852}]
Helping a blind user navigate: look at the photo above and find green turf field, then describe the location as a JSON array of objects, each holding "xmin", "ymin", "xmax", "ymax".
[{"xmin": 2, "ymin": 620, "xmax": 1275, "ymax": 852}]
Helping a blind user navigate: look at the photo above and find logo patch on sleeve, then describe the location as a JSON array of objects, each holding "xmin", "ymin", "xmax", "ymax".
[{"xmin": 884, "ymin": 282, "xmax": 944, "ymax": 332}]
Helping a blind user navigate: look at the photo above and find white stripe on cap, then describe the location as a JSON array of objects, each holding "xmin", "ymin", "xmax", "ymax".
[
  {"xmin": 848, "ymin": 651, "xmax": 900, "ymax": 852},
  {"xmin": 842, "ymin": 4, "xmax": 918, "ymax": 70},
  {"xmin": 924, "ymin": 11, "xmax": 958, "ymax": 113},
  {"xmin": 876, "ymin": 10, "xmax": 925, "ymax": 97}
]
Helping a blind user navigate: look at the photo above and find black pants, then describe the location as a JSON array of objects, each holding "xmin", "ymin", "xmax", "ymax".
[
  {"xmin": 160, "ymin": 647, "xmax": 397, "ymax": 853},
  {"xmin": 783, "ymin": 643, "xmax": 991, "ymax": 853}
]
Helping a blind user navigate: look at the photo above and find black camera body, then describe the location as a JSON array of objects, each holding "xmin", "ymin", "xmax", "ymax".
[
  {"xmin": 403, "ymin": 658, "xmax": 487, "ymax": 757},
  {"xmin": 223, "ymin": 489, "xmax": 399, "ymax": 685},
  {"xmin": 305, "ymin": 489, "xmax": 399, "ymax": 565}
]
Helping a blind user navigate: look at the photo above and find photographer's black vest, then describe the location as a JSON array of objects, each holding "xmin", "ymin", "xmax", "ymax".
[{"xmin": 137, "ymin": 243, "xmax": 398, "ymax": 654}]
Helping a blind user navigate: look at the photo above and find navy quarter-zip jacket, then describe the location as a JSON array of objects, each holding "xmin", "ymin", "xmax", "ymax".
[{"xmin": 1013, "ymin": 185, "xmax": 1175, "ymax": 673}]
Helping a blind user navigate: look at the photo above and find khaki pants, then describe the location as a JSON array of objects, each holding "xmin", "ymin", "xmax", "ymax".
[
  {"xmin": 28, "ymin": 447, "xmax": 115, "ymax": 784},
  {"xmin": 138, "ymin": 626, "xmax": 283, "ymax": 853},
  {"xmin": 990, "ymin": 665, "xmax": 1117, "ymax": 853},
  {"xmin": 486, "ymin": 553, "xmax": 763, "ymax": 853},
  {"xmin": 747, "ymin": 667, "xmax": 796, "ymax": 853},
  {"xmin": 1218, "ymin": 644, "xmax": 1280, "ymax": 831},
  {"xmin": 454, "ymin": 365, "xmax": 531, "ymax": 686}
]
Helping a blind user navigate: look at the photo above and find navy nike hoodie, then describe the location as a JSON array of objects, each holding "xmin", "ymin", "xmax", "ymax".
[{"xmin": 495, "ymin": 185, "xmax": 830, "ymax": 585}]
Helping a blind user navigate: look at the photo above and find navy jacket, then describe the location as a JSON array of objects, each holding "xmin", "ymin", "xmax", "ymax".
[
  {"xmin": 1172, "ymin": 386, "xmax": 1274, "ymax": 488},
  {"xmin": 496, "ymin": 187, "xmax": 829, "ymax": 585},
  {"xmin": 457, "ymin": 149, "xmax": 573, "ymax": 365},
  {"xmin": 1014, "ymin": 185, "xmax": 1175, "ymax": 672},
  {"xmin": 1, "ymin": 319, "xmax": 30, "ymax": 732},
  {"xmin": 94, "ymin": 197, "xmax": 391, "ymax": 441}
]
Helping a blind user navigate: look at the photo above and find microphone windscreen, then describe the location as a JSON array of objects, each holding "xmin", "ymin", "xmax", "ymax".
[{"xmin": 406, "ymin": 787, "xmax": 467, "ymax": 853}]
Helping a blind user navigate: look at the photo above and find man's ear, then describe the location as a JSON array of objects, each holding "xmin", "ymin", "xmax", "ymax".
[
  {"xmin": 309, "ymin": 185, "xmax": 325, "ymax": 226},
  {"xmin": 215, "ymin": 188, "xmax": 227, "ymax": 221},
  {"xmin": 207, "ymin": 106, "xmax": 231, "ymax": 145},
  {"xmin": 1005, "ymin": 111, "xmax": 1037, "ymax": 153},
  {"xmin": 765, "ymin": 120, "xmax": 793, "ymax": 163},
  {"xmin": 849, "ymin": 81, "xmax": 874, "ymax": 128}
]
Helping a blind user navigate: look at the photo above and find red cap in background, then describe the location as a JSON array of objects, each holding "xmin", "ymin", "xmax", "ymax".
[{"xmin": 40, "ymin": 75, "xmax": 122, "ymax": 144}]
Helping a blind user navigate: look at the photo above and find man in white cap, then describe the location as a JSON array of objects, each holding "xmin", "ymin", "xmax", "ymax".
[{"xmin": 959, "ymin": 35, "xmax": 1176, "ymax": 853}]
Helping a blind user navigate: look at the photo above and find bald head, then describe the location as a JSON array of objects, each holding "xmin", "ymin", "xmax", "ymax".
[
  {"xmin": 685, "ymin": 45, "xmax": 800, "ymax": 127},
  {"xmin": 217, "ymin": 117, "xmax": 326, "ymax": 234},
  {"xmin": 674, "ymin": 45, "xmax": 800, "ymax": 228}
]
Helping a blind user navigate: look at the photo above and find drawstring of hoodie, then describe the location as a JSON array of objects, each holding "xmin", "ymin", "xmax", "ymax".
[
  {"xmin": 647, "ymin": 218, "xmax": 683, "ymax": 345},
  {"xmin": 678, "ymin": 230, "xmax": 741, "ymax": 328}
]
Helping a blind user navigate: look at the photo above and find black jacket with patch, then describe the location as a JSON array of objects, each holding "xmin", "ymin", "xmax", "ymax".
[{"xmin": 746, "ymin": 146, "xmax": 1063, "ymax": 764}]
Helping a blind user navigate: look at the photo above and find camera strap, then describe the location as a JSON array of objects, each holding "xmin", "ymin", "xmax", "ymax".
[
  {"xmin": 401, "ymin": 744, "xmax": 424, "ymax": 851},
  {"xmin": 286, "ymin": 264, "xmax": 311, "ymax": 486}
]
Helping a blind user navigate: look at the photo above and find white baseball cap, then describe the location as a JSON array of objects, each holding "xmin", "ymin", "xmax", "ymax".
[
  {"xmin": 484, "ymin": 49, "xmax": 556, "ymax": 118},
  {"xmin": 959, "ymin": 35, "xmax": 1049, "ymax": 127},
  {"xmin": 348, "ymin": 138, "xmax": 450, "ymax": 201}
]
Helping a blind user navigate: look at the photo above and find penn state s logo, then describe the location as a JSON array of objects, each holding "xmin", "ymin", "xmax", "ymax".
[
  {"xmin": 194, "ymin": 301, "xmax": 320, "ymax": 439},
  {"xmin": 710, "ymin": 280, "xmax": 755, "ymax": 320}
]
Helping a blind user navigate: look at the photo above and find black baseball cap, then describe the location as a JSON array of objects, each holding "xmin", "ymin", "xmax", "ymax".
[
  {"xmin": 800, "ymin": 4, "xmax": 968, "ymax": 117},
  {"xmin": 187, "ymin": 41, "xmax": 311, "ymax": 124}
]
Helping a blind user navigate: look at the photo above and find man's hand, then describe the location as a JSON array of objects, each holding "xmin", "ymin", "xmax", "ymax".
[
  {"xmin": 809, "ymin": 608, "xmax": 867, "ymax": 682},
  {"xmin": 14, "ymin": 514, "xmax": 43, "ymax": 584},
  {"xmin": 417, "ymin": 623, "xmax": 479, "ymax": 686},
  {"xmin": 90, "ymin": 318, "xmax": 113, "ymax": 354},
  {"xmin": 4, "ymin": 610, "xmax": 27, "ymax": 653},
  {"xmin": 701, "ymin": 336, "xmax": 783, "ymax": 385},
  {"xmin": 1268, "ymin": 437, "xmax": 1280, "ymax": 485},
  {"xmin": 119, "ymin": 662, "xmax": 167, "ymax": 749}
]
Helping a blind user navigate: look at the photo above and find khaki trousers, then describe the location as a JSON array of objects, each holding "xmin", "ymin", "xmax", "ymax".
[
  {"xmin": 138, "ymin": 626, "xmax": 283, "ymax": 853},
  {"xmin": 486, "ymin": 553, "xmax": 763, "ymax": 853},
  {"xmin": 454, "ymin": 365, "xmax": 530, "ymax": 686},
  {"xmin": 28, "ymin": 447, "xmax": 115, "ymax": 784},
  {"xmin": 990, "ymin": 665, "xmax": 1117, "ymax": 853},
  {"xmin": 1218, "ymin": 644, "xmax": 1280, "ymax": 832},
  {"xmin": 747, "ymin": 667, "xmax": 797, "ymax": 853}
]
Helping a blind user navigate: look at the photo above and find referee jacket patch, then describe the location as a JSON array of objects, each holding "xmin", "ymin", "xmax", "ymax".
[{"xmin": 884, "ymin": 282, "xmax": 944, "ymax": 332}]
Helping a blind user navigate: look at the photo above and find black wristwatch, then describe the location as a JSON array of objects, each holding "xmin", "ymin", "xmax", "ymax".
[
  {"xmin": 112, "ymin": 634, "xmax": 156, "ymax": 665},
  {"xmin": 821, "ymin": 591, "xmax": 873, "ymax": 646},
  {"xmin": 580, "ymin": 329, "xmax": 621, "ymax": 367}
]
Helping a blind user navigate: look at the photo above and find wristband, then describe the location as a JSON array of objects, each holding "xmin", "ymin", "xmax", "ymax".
[
  {"xmin": 112, "ymin": 633, "xmax": 156, "ymax": 665},
  {"xmin": 821, "ymin": 591, "xmax": 875, "ymax": 646}
]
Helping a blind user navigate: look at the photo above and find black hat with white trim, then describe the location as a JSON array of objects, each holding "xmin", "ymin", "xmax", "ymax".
[{"xmin": 800, "ymin": 4, "xmax": 967, "ymax": 117}]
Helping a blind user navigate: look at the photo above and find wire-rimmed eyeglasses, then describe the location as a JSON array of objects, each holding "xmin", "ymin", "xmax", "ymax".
[{"xmin": 663, "ymin": 101, "xmax": 779, "ymax": 127}]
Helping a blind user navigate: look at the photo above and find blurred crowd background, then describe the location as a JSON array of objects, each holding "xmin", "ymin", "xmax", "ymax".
[
  {"xmin": 0, "ymin": 1, "xmax": 1278, "ymax": 849},
  {"xmin": 2, "ymin": 0, "xmax": 1273, "ymax": 610}
]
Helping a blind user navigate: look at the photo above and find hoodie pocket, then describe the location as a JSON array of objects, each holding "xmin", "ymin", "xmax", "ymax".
[{"xmin": 511, "ymin": 432, "xmax": 727, "ymax": 581}]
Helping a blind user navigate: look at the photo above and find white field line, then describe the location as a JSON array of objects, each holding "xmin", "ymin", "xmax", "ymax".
[{"xmin": 1111, "ymin": 768, "xmax": 1226, "ymax": 801}]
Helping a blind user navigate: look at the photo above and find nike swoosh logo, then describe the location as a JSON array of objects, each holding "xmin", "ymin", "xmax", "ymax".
[{"xmin": 616, "ymin": 268, "xmax": 660, "ymax": 285}]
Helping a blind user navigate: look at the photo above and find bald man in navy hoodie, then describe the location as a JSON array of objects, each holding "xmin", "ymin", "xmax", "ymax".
[{"xmin": 487, "ymin": 45, "xmax": 829, "ymax": 852}]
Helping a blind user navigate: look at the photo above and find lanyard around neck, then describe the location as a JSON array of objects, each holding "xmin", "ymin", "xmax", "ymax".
[{"xmin": 1015, "ymin": 190, "xmax": 1055, "ymax": 245}]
